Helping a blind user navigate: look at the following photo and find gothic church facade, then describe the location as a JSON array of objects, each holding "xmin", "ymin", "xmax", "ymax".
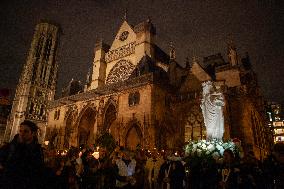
[{"xmin": 6, "ymin": 19, "xmax": 272, "ymax": 159}]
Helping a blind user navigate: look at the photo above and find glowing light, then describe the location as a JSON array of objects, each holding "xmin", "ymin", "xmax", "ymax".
[
  {"xmin": 61, "ymin": 151, "xmax": 67, "ymax": 156},
  {"xmin": 44, "ymin": 141, "xmax": 49, "ymax": 146},
  {"xmin": 92, "ymin": 151, "xmax": 100, "ymax": 159}
]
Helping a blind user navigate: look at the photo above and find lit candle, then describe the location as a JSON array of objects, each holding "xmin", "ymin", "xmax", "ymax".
[
  {"xmin": 44, "ymin": 141, "xmax": 49, "ymax": 146},
  {"xmin": 92, "ymin": 151, "xmax": 100, "ymax": 159}
]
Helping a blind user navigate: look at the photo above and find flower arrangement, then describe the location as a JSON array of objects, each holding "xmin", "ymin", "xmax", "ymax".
[{"xmin": 185, "ymin": 139, "xmax": 239, "ymax": 160}]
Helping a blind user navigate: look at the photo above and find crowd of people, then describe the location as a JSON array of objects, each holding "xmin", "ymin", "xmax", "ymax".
[{"xmin": 0, "ymin": 120, "xmax": 283, "ymax": 189}]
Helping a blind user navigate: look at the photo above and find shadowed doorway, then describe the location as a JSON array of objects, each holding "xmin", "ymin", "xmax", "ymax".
[
  {"xmin": 125, "ymin": 124, "xmax": 142, "ymax": 150},
  {"xmin": 103, "ymin": 103, "xmax": 117, "ymax": 141},
  {"xmin": 78, "ymin": 108, "xmax": 96, "ymax": 148}
]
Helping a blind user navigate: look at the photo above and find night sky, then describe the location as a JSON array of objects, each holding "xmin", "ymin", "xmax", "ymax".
[{"xmin": 0, "ymin": 0, "xmax": 283, "ymax": 102}]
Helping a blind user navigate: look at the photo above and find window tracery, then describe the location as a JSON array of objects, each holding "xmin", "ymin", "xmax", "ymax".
[
  {"xmin": 185, "ymin": 105, "xmax": 205, "ymax": 141},
  {"xmin": 43, "ymin": 35, "xmax": 52, "ymax": 60},
  {"xmin": 35, "ymin": 35, "xmax": 44, "ymax": 58},
  {"xmin": 106, "ymin": 60, "xmax": 135, "ymax": 84}
]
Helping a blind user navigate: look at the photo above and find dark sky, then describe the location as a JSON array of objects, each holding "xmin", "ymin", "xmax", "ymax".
[{"xmin": 0, "ymin": 0, "xmax": 283, "ymax": 102}]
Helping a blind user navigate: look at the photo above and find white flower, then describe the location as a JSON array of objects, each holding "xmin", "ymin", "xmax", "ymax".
[
  {"xmin": 207, "ymin": 144, "xmax": 215, "ymax": 152},
  {"xmin": 184, "ymin": 140, "xmax": 239, "ymax": 159},
  {"xmin": 216, "ymin": 144, "xmax": 223, "ymax": 151},
  {"xmin": 212, "ymin": 152, "xmax": 220, "ymax": 160},
  {"xmin": 197, "ymin": 149, "xmax": 202, "ymax": 157},
  {"xmin": 220, "ymin": 148, "xmax": 225, "ymax": 155}
]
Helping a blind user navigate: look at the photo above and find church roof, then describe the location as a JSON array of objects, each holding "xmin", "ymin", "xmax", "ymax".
[
  {"xmin": 203, "ymin": 53, "xmax": 227, "ymax": 68},
  {"xmin": 202, "ymin": 53, "xmax": 229, "ymax": 79},
  {"xmin": 133, "ymin": 19, "xmax": 156, "ymax": 34},
  {"xmin": 129, "ymin": 54, "xmax": 169, "ymax": 80},
  {"xmin": 153, "ymin": 45, "xmax": 170, "ymax": 64},
  {"xmin": 61, "ymin": 79, "xmax": 84, "ymax": 97}
]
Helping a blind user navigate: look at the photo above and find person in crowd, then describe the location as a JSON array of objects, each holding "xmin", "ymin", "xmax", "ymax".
[
  {"xmin": 145, "ymin": 151, "xmax": 164, "ymax": 189},
  {"xmin": 70, "ymin": 149, "xmax": 84, "ymax": 188},
  {"xmin": 115, "ymin": 149, "xmax": 137, "ymax": 189},
  {"xmin": 262, "ymin": 153, "xmax": 279, "ymax": 189},
  {"xmin": 52, "ymin": 156, "xmax": 69, "ymax": 189},
  {"xmin": 0, "ymin": 120, "xmax": 44, "ymax": 189},
  {"xmin": 239, "ymin": 151, "xmax": 263, "ymax": 189},
  {"xmin": 198, "ymin": 157, "xmax": 218, "ymax": 189},
  {"xmin": 133, "ymin": 149, "xmax": 146, "ymax": 189},
  {"xmin": 81, "ymin": 149, "xmax": 101, "ymax": 189},
  {"xmin": 157, "ymin": 151, "xmax": 173, "ymax": 189},
  {"xmin": 169, "ymin": 157, "xmax": 186, "ymax": 189},
  {"xmin": 271, "ymin": 144, "xmax": 284, "ymax": 189},
  {"xmin": 217, "ymin": 149, "xmax": 240, "ymax": 189},
  {"xmin": 101, "ymin": 148, "xmax": 117, "ymax": 189},
  {"xmin": 42, "ymin": 149, "xmax": 61, "ymax": 189}
]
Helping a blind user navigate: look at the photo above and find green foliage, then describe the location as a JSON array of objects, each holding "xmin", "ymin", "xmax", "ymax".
[{"xmin": 95, "ymin": 132, "xmax": 116, "ymax": 153}]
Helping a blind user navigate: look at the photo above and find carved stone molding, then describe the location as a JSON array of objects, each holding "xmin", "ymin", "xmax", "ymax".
[
  {"xmin": 49, "ymin": 73, "xmax": 156, "ymax": 108},
  {"xmin": 64, "ymin": 104, "xmax": 79, "ymax": 121},
  {"xmin": 105, "ymin": 42, "xmax": 135, "ymax": 63}
]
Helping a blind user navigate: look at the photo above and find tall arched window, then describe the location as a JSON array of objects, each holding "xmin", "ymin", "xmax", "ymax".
[
  {"xmin": 128, "ymin": 91, "xmax": 140, "ymax": 106},
  {"xmin": 35, "ymin": 35, "xmax": 44, "ymax": 58},
  {"xmin": 43, "ymin": 35, "xmax": 52, "ymax": 60}
]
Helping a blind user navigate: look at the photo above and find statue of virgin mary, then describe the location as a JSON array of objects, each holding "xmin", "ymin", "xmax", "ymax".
[{"xmin": 200, "ymin": 81, "xmax": 225, "ymax": 140}]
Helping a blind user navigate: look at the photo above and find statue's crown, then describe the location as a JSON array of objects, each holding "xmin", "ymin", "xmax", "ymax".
[{"xmin": 202, "ymin": 80, "xmax": 212, "ymax": 87}]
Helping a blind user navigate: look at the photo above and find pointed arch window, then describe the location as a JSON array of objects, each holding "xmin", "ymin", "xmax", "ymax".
[
  {"xmin": 35, "ymin": 35, "xmax": 44, "ymax": 58},
  {"xmin": 43, "ymin": 35, "xmax": 53, "ymax": 61},
  {"xmin": 29, "ymin": 102, "xmax": 34, "ymax": 114},
  {"xmin": 128, "ymin": 91, "xmax": 140, "ymax": 107},
  {"xmin": 54, "ymin": 109, "xmax": 60, "ymax": 120}
]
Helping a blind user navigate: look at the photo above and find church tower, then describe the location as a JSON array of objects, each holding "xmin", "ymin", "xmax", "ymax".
[
  {"xmin": 89, "ymin": 39, "xmax": 110, "ymax": 90},
  {"xmin": 4, "ymin": 22, "xmax": 61, "ymax": 142}
]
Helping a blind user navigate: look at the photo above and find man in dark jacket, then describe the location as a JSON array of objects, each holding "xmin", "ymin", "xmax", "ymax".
[{"xmin": 0, "ymin": 120, "xmax": 44, "ymax": 189}]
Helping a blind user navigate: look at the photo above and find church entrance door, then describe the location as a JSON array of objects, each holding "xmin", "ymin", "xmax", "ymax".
[
  {"xmin": 125, "ymin": 124, "xmax": 142, "ymax": 150},
  {"xmin": 103, "ymin": 103, "xmax": 117, "ymax": 141},
  {"xmin": 78, "ymin": 108, "xmax": 96, "ymax": 148}
]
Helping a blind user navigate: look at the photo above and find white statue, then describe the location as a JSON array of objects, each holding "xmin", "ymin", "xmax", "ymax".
[{"xmin": 200, "ymin": 81, "xmax": 225, "ymax": 140}]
